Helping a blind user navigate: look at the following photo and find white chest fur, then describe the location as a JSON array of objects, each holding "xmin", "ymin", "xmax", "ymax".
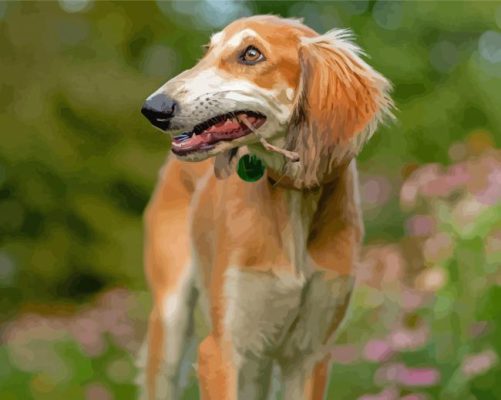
[
  {"xmin": 281, "ymin": 189, "xmax": 321, "ymax": 277},
  {"xmin": 222, "ymin": 188, "xmax": 354, "ymax": 366},
  {"xmin": 223, "ymin": 267, "xmax": 305, "ymax": 365},
  {"xmin": 223, "ymin": 266, "xmax": 355, "ymax": 367}
]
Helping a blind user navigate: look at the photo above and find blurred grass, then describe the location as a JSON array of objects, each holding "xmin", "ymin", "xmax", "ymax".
[{"xmin": 0, "ymin": 1, "xmax": 501, "ymax": 399}]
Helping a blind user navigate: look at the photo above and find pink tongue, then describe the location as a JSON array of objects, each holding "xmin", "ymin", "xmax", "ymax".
[
  {"xmin": 205, "ymin": 119, "xmax": 241, "ymax": 134},
  {"xmin": 171, "ymin": 119, "xmax": 244, "ymax": 152},
  {"xmin": 171, "ymin": 114, "xmax": 260, "ymax": 153}
]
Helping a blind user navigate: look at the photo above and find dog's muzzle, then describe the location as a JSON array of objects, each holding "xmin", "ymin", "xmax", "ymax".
[{"xmin": 141, "ymin": 93, "xmax": 178, "ymax": 130}]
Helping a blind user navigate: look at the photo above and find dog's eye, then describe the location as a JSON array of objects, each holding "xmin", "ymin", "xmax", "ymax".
[{"xmin": 240, "ymin": 46, "xmax": 265, "ymax": 65}]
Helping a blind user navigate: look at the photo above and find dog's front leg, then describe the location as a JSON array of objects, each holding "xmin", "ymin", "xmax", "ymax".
[
  {"xmin": 198, "ymin": 334, "xmax": 274, "ymax": 400},
  {"xmin": 279, "ymin": 161, "xmax": 363, "ymax": 400},
  {"xmin": 197, "ymin": 334, "xmax": 237, "ymax": 400},
  {"xmin": 138, "ymin": 160, "xmax": 199, "ymax": 400},
  {"xmin": 279, "ymin": 270, "xmax": 354, "ymax": 400},
  {"xmin": 281, "ymin": 356, "xmax": 331, "ymax": 400}
]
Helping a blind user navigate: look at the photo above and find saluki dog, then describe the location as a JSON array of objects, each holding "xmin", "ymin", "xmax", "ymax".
[{"xmin": 139, "ymin": 15, "xmax": 393, "ymax": 400}]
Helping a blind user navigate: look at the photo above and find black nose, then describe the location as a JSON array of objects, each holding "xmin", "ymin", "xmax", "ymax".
[{"xmin": 141, "ymin": 93, "xmax": 178, "ymax": 130}]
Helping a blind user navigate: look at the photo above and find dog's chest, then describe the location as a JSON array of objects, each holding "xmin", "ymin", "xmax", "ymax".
[
  {"xmin": 195, "ymin": 181, "xmax": 350, "ymax": 359},
  {"xmin": 192, "ymin": 177, "xmax": 354, "ymax": 359},
  {"xmin": 223, "ymin": 267, "xmax": 306, "ymax": 361},
  {"xmin": 222, "ymin": 265, "xmax": 354, "ymax": 364},
  {"xmin": 222, "ymin": 186, "xmax": 322, "ymax": 276}
]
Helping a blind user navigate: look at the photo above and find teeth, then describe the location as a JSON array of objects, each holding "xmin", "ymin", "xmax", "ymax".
[
  {"xmin": 188, "ymin": 113, "xmax": 263, "ymax": 139},
  {"xmin": 175, "ymin": 133, "xmax": 191, "ymax": 142}
]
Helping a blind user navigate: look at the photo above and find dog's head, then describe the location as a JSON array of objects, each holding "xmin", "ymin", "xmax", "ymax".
[{"xmin": 142, "ymin": 15, "xmax": 393, "ymax": 187}]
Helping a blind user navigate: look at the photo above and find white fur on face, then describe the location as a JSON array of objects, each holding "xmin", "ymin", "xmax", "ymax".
[
  {"xmin": 225, "ymin": 28, "xmax": 260, "ymax": 49},
  {"xmin": 210, "ymin": 31, "xmax": 224, "ymax": 47},
  {"xmin": 156, "ymin": 66, "xmax": 295, "ymax": 161},
  {"xmin": 169, "ymin": 67, "xmax": 293, "ymax": 124},
  {"xmin": 150, "ymin": 25, "xmax": 301, "ymax": 160}
]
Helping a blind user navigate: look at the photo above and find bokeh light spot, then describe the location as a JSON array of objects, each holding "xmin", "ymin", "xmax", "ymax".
[
  {"xmin": 373, "ymin": 1, "xmax": 402, "ymax": 30},
  {"xmin": 478, "ymin": 30, "xmax": 501, "ymax": 64},
  {"xmin": 0, "ymin": 252, "xmax": 16, "ymax": 287},
  {"xmin": 0, "ymin": 1, "xmax": 7, "ymax": 20},
  {"xmin": 430, "ymin": 40, "xmax": 458, "ymax": 72},
  {"xmin": 160, "ymin": 0, "xmax": 252, "ymax": 29},
  {"xmin": 58, "ymin": 0, "xmax": 92, "ymax": 14}
]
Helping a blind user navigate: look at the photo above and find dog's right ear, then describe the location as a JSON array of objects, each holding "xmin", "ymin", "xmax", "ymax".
[{"xmin": 288, "ymin": 29, "xmax": 393, "ymax": 187}]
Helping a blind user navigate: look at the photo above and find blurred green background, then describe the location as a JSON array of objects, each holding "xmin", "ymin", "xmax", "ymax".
[{"xmin": 1, "ymin": 1, "xmax": 501, "ymax": 399}]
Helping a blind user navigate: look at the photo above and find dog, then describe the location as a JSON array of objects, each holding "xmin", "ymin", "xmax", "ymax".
[{"xmin": 139, "ymin": 15, "xmax": 393, "ymax": 400}]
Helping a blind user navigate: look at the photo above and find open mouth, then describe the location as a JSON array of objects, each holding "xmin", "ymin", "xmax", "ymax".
[{"xmin": 171, "ymin": 111, "xmax": 266, "ymax": 156}]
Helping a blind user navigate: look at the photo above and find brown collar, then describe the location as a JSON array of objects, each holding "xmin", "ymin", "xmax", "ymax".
[
  {"xmin": 266, "ymin": 170, "xmax": 322, "ymax": 192},
  {"xmin": 266, "ymin": 161, "xmax": 350, "ymax": 192}
]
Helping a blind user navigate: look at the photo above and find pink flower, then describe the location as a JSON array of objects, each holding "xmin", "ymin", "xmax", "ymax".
[
  {"xmin": 405, "ymin": 215, "xmax": 436, "ymax": 237},
  {"xmin": 363, "ymin": 339, "xmax": 393, "ymax": 362},
  {"xmin": 361, "ymin": 175, "xmax": 393, "ymax": 209},
  {"xmin": 85, "ymin": 383, "xmax": 113, "ymax": 400},
  {"xmin": 419, "ymin": 162, "xmax": 469, "ymax": 199},
  {"xmin": 470, "ymin": 321, "xmax": 490, "ymax": 338},
  {"xmin": 421, "ymin": 176, "xmax": 453, "ymax": 198},
  {"xmin": 400, "ymin": 164, "xmax": 441, "ymax": 208},
  {"xmin": 398, "ymin": 367, "xmax": 440, "ymax": 387},
  {"xmin": 400, "ymin": 289, "xmax": 426, "ymax": 312},
  {"xmin": 69, "ymin": 316, "xmax": 106, "ymax": 357},
  {"xmin": 444, "ymin": 163, "xmax": 470, "ymax": 190},
  {"xmin": 475, "ymin": 167, "xmax": 501, "ymax": 205},
  {"xmin": 358, "ymin": 388, "xmax": 399, "ymax": 400},
  {"xmin": 375, "ymin": 363, "xmax": 440, "ymax": 387},
  {"xmin": 331, "ymin": 344, "xmax": 359, "ymax": 365},
  {"xmin": 400, "ymin": 394, "xmax": 428, "ymax": 400},
  {"xmin": 389, "ymin": 325, "xmax": 429, "ymax": 352},
  {"xmin": 399, "ymin": 155, "xmax": 490, "ymax": 209},
  {"xmin": 422, "ymin": 232, "xmax": 454, "ymax": 264},
  {"xmin": 461, "ymin": 349, "xmax": 498, "ymax": 378},
  {"xmin": 360, "ymin": 245, "xmax": 405, "ymax": 288}
]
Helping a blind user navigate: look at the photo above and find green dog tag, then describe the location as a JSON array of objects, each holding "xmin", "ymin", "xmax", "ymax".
[{"xmin": 237, "ymin": 154, "xmax": 265, "ymax": 182}]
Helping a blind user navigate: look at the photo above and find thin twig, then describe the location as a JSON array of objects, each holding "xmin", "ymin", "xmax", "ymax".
[{"xmin": 237, "ymin": 115, "xmax": 300, "ymax": 162}]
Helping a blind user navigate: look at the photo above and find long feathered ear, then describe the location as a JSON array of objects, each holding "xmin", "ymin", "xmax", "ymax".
[{"xmin": 287, "ymin": 29, "xmax": 394, "ymax": 187}]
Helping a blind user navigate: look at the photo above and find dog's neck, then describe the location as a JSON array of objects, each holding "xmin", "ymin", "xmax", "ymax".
[
  {"xmin": 247, "ymin": 151, "xmax": 359, "ymax": 276},
  {"xmin": 247, "ymin": 138, "xmax": 350, "ymax": 192}
]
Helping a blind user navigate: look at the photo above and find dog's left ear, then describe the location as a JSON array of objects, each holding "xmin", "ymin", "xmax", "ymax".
[{"xmin": 288, "ymin": 29, "xmax": 393, "ymax": 185}]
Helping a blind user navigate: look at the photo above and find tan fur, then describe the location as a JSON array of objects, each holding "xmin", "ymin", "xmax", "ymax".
[
  {"xmin": 140, "ymin": 15, "xmax": 393, "ymax": 400},
  {"xmin": 286, "ymin": 30, "xmax": 393, "ymax": 188}
]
